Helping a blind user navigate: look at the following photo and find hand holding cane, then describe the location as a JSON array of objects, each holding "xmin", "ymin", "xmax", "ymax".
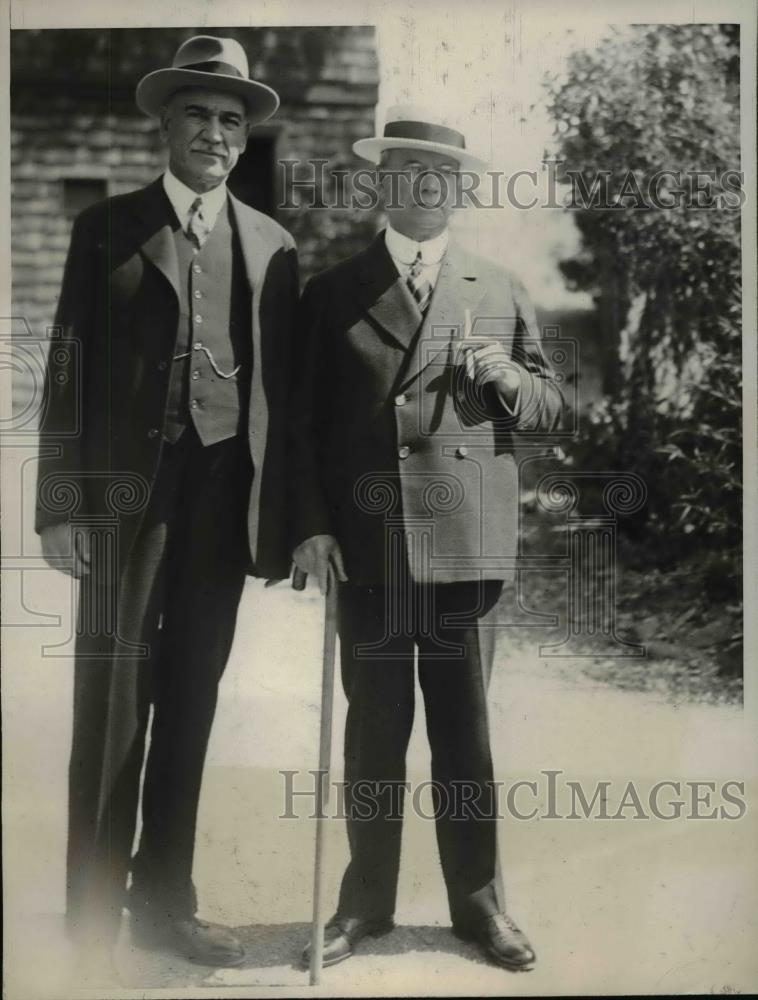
[{"xmin": 292, "ymin": 564, "xmax": 339, "ymax": 984}]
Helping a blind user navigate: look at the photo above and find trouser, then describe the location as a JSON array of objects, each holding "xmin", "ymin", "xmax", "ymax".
[
  {"xmin": 335, "ymin": 578, "xmax": 504, "ymax": 928},
  {"xmin": 65, "ymin": 425, "xmax": 252, "ymax": 944}
]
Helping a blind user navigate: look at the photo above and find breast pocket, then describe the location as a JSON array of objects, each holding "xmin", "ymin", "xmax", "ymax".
[{"xmin": 465, "ymin": 313, "xmax": 518, "ymax": 355}]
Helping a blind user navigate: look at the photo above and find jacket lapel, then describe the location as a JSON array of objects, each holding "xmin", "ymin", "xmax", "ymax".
[
  {"xmin": 356, "ymin": 233, "xmax": 423, "ymax": 350},
  {"xmin": 132, "ymin": 183, "xmax": 273, "ymax": 302},
  {"xmin": 132, "ymin": 178, "xmax": 181, "ymax": 300},
  {"xmin": 228, "ymin": 192, "xmax": 271, "ymax": 292},
  {"xmin": 403, "ymin": 239, "xmax": 486, "ymax": 385}
]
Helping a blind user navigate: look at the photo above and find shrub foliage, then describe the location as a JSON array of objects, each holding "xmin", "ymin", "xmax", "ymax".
[{"xmin": 545, "ymin": 25, "xmax": 742, "ymax": 568}]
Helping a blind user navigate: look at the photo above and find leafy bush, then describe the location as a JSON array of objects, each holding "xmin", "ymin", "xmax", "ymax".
[{"xmin": 545, "ymin": 24, "xmax": 742, "ymax": 575}]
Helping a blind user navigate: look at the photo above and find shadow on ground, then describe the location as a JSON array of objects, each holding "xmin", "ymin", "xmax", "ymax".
[{"xmin": 114, "ymin": 921, "xmax": 493, "ymax": 988}]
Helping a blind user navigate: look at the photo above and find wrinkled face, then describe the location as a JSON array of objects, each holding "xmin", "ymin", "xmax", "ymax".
[
  {"xmin": 379, "ymin": 147, "xmax": 460, "ymax": 240},
  {"xmin": 160, "ymin": 87, "xmax": 249, "ymax": 192}
]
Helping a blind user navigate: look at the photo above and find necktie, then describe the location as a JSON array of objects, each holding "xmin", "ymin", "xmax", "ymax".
[
  {"xmin": 186, "ymin": 196, "xmax": 211, "ymax": 249},
  {"xmin": 406, "ymin": 251, "xmax": 433, "ymax": 314}
]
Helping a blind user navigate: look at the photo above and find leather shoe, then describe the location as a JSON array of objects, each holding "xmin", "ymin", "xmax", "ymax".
[
  {"xmin": 131, "ymin": 914, "xmax": 245, "ymax": 967},
  {"xmin": 453, "ymin": 912, "xmax": 536, "ymax": 971},
  {"xmin": 301, "ymin": 914, "xmax": 395, "ymax": 968}
]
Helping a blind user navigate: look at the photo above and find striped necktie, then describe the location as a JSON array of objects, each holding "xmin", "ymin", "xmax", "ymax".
[
  {"xmin": 406, "ymin": 250, "xmax": 433, "ymax": 314},
  {"xmin": 187, "ymin": 196, "xmax": 211, "ymax": 249}
]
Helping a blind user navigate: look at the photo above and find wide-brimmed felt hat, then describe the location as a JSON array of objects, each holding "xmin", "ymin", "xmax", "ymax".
[
  {"xmin": 136, "ymin": 35, "xmax": 279, "ymax": 124},
  {"xmin": 353, "ymin": 105, "xmax": 487, "ymax": 172}
]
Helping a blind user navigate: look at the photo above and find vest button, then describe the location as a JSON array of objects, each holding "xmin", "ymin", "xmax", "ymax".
[
  {"xmin": 157, "ymin": 360, "xmax": 168, "ymax": 371},
  {"xmin": 398, "ymin": 445, "xmax": 411, "ymax": 459},
  {"xmin": 394, "ymin": 393, "xmax": 407, "ymax": 407},
  {"xmin": 192, "ymin": 263, "xmax": 202, "ymax": 274},
  {"xmin": 194, "ymin": 290, "xmax": 202, "ymax": 299},
  {"xmin": 190, "ymin": 399, "xmax": 199, "ymax": 410},
  {"xmin": 192, "ymin": 370, "xmax": 200, "ymax": 380},
  {"xmin": 147, "ymin": 428, "xmax": 159, "ymax": 439},
  {"xmin": 194, "ymin": 314, "xmax": 203, "ymax": 324},
  {"xmin": 194, "ymin": 342, "xmax": 203, "ymax": 350}
]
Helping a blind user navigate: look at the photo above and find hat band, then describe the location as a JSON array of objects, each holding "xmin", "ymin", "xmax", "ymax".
[
  {"xmin": 383, "ymin": 120, "xmax": 466, "ymax": 150},
  {"xmin": 177, "ymin": 59, "xmax": 246, "ymax": 80}
]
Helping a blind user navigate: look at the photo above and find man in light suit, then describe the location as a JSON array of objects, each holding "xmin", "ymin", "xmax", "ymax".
[
  {"xmin": 291, "ymin": 106, "xmax": 563, "ymax": 971},
  {"xmin": 36, "ymin": 36, "xmax": 298, "ymax": 967}
]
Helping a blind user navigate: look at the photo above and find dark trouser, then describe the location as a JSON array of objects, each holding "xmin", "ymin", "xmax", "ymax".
[
  {"xmin": 336, "ymin": 579, "xmax": 504, "ymax": 928},
  {"xmin": 66, "ymin": 426, "xmax": 252, "ymax": 944}
]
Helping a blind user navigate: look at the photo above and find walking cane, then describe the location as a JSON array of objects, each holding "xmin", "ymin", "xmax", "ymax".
[{"xmin": 292, "ymin": 565, "xmax": 338, "ymax": 985}]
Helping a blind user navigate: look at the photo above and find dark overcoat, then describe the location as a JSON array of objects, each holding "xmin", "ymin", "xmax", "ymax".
[
  {"xmin": 36, "ymin": 176, "xmax": 298, "ymax": 581},
  {"xmin": 34, "ymin": 178, "xmax": 298, "ymax": 929},
  {"xmin": 290, "ymin": 232, "xmax": 563, "ymax": 586}
]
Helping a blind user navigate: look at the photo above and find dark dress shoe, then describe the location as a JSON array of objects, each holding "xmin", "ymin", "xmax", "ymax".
[
  {"xmin": 453, "ymin": 912, "xmax": 536, "ymax": 971},
  {"xmin": 131, "ymin": 914, "xmax": 245, "ymax": 967},
  {"xmin": 301, "ymin": 914, "xmax": 395, "ymax": 968}
]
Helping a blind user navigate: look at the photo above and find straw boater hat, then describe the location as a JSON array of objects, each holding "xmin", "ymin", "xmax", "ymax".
[
  {"xmin": 353, "ymin": 105, "xmax": 487, "ymax": 172},
  {"xmin": 135, "ymin": 35, "xmax": 279, "ymax": 125}
]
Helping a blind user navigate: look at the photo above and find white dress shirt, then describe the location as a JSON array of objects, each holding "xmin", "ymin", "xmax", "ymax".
[
  {"xmin": 385, "ymin": 225, "xmax": 449, "ymax": 288},
  {"xmin": 162, "ymin": 168, "xmax": 228, "ymax": 233}
]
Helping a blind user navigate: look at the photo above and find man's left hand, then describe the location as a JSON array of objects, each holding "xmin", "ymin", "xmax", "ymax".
[{"xmin": 463, "ymin": 343, "xmax": 522, "ymax": 400}]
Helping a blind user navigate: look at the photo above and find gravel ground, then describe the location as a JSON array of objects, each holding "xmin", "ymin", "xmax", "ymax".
[{"xmin": 4, "ymin": 565, "xmax": 757, "ymax": 998}]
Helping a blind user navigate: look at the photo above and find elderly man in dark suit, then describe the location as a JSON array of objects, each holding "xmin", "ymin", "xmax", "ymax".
[
  {"xmin": 291, "ymin": 106, "xmax": 563, "ymax": 972},
  {"xmin": 36, "ymin": 36, "xmax": 298, "ymax": 968}
]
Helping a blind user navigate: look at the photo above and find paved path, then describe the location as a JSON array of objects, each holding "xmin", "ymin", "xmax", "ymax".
[{"xmin": 3, "ymin": 573, "xmax": 757, "ymax": 997}]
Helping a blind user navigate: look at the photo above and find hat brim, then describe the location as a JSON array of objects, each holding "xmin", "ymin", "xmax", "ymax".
[
  {"xmin": 353, "ymin": 136, "xmax": 487, "ymax": 172},
  {"xmin": 136, "ymin": 68, "xmax": 280, "ymax": 125}
]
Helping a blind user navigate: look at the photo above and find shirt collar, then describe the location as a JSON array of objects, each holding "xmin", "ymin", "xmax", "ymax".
[
  {"xmin": 385, "ymin": 225, "xmax": 449, "ymax": 266},
  {"xmin": 162, "ymin": 168, "xmax": 228, "ymax": 229}
]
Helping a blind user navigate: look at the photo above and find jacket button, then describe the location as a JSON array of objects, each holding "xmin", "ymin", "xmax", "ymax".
[
  {"xmin": 398, "ymin": 445, "xmax": 410, "ymax": 459},
  {"xmin": 394, "ymin": 393, "xmax": 407, "ymax": 407},
  {"xmin": 456, "ymin": 445, "xmax": 468, "ymax": 457},
  {"xmin": 147, "ymin": 428, "xmax": 159, "ymax": 439},
  {"xmin": 157, "ymin": 360, "xmax": 168, "ymax": 371}
]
